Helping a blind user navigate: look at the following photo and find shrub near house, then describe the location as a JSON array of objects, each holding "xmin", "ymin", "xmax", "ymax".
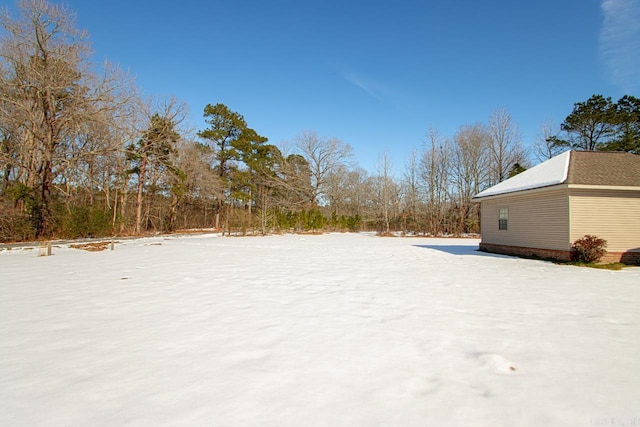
[{"xmin": 571, "ymin": 235, "xmax": 607, "ymax": 263}]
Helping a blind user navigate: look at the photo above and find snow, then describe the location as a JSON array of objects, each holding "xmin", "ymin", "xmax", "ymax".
[
  {"xmin": 1, "ymin": 233, "xmax": 639, "ymax": 426},
  {"xmin": 474, "ymin": 150, "xmax": 571, "ymax": 199}
]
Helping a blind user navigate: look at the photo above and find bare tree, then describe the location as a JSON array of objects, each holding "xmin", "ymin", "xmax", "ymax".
[
  {"xmin": 343, "ymin": 167, "xmax": 371, "ymax": 220},
  {"xmin": 269, "ymin": 153, "xmax": 313, "ymax": 212},
  {"xmin": 294, "ymin": 130, "xmax": 353, "ymax": 206},
  {"xmin": 0, "ymin": 0, "xmax": 126, "ymax": 236},
  {"xmin": 488, "ymin": 108, "xmax": 527, "ymax": 184},
  {"xmin": 325, "ymin": 164, "xmax": 350, "ymax": 216},
  {"xmin": 374, "ymin": 149, "xmax": 397, "ymax": 233},
  {"xmin": 167, "ymin": 137, "xmax": 223, "ymax": 230},
  {"xmin": 53, "ymin": 64, "xmax": 136, "ymax": 214},
  {"xmin": 321, "ymin": 165, "xmax": 372, "ymax": 225},
  {"xmin": 106, "ymin": 80, "xmax": 142, "ymax": 235},
  {"xmin": 450, "ymin": 124, "xmax": 490, "ymax": 234},
  {"xmin": 533, "ymin": 120, "xmax": 565, "ymax": 163},
  {"xmin": 402, "ymin": 148, "xmax": 423, "ymax": 233},
  {"xmin": 420, "ymin": 128, "xmax": 451, "ymax": 235}
]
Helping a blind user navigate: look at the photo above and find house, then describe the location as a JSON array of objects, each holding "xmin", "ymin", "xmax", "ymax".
[{"xmin": 472, "ymin": 150, "xmax": 640, "ymax": 264}]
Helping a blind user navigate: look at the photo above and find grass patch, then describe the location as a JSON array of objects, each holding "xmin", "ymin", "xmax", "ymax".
[
  {"xmin": 558, "ymin": 261, "xmax": 629, "ymax": 270},
  {"xmin": 70, "ymin": 241, "xmax": 114, "ymax": 252}
]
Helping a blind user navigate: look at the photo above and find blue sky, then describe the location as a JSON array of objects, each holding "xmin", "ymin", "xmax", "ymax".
[{"xmin": 7, "ymin": 0, "xmax": 640, "ymax": 172}]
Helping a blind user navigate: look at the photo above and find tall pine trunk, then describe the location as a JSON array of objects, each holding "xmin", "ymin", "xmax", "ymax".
[{"xmin": 134, "ymin": 156, "xmax": 147, "ymax": 234}]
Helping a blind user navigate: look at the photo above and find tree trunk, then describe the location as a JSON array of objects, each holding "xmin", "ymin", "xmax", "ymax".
[
  {"xmin": 169, "ymin": 193, "xmax": 179, "ymax": 232},
  {"xmin": 135, "ymin": 157, "xmax": 147, "ymax": 234},
  {"xmin": 37, "ymin": 159, "xmax": 53, "ymax": 238}
]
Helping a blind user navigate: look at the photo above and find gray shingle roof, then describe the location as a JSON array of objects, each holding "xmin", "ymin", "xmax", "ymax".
[
  {"xmin": 473, "ymin": 150, "xmax": 640, "ymax": 199},
  {"xmin": 567, "ymin": 151, "xmax": 640, "ymax": 186}
]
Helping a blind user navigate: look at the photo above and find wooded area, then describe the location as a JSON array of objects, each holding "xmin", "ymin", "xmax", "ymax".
[{"xmin": 1, "ymin": 0, "xmax": 638, "ymax": 242}]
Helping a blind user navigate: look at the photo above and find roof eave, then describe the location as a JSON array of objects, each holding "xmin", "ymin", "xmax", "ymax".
[
  {"xmin": 472, "ymin": 183, "xmax": 569, "ymax": 201},
  {"xmin": 567, "ymin": 184, "xmax": 640, "ymax": 191},
  {"xmin": 473, "ymin": 183, "xmax": 640, "ymax": 202}
]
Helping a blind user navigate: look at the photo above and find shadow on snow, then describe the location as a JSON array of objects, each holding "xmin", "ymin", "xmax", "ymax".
[{"xmin": 413, "ymin": 244, "xmax": 515, "ymax": 259}]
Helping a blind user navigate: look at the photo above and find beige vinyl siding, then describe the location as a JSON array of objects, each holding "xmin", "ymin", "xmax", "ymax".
[
  {"xmin": 481, "ymin": 189, "xmax": 570, "ymax": 250},
  {"xmin": 569, "ymin": 189, "xmax": 640, "ymax": 252}
]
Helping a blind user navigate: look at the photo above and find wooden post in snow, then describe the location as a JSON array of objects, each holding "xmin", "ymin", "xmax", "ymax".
[{"xmin": 39, "ymin": 241, "xmax": 52, "ymax": 256}]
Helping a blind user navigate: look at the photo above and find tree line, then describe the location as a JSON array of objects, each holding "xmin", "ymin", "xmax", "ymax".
[{"xmin": 1, "ymin": 0, "xmax": 638, "ymax": 242}]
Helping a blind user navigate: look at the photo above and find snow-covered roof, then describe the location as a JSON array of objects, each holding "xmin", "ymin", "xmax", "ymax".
[{"xmin": 474, "ymin": 150, "xmax": 571, "ymax": 199}]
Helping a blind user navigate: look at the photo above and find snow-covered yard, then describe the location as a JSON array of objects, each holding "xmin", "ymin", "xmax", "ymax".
[{"xmin": 1, "ymin": 233, "xmax": 639, "ymax": 426}]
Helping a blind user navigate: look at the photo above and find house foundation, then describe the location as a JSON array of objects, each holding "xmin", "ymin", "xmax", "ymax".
[
  {"xmin": 479, "ymin": 243, "xmax": 640, "ymax": 265},
  {"xmin": 479, "ymin": 243, "xmax": 571, "ymax": 261}
]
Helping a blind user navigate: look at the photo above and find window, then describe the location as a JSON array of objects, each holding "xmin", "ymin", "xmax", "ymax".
[{"xmin": 498, "ymin": 207, "xmax": 508, "ymax": 230}]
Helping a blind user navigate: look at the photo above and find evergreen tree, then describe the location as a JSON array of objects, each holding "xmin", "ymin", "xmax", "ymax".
[
  {"xmin": 602, "ymin": 95, "xmax": 639, "ymax": 154},
  {"xmin": 197, "ymin": 103, "xmax": 246, "ymax": 180},
  {"xmin": 550, "ymin": 94, "xmax": 639, "ymax": 154},
  {"xmin": 508, "ymin": 163, "xmax": 527, "ymax": 177},
  {"xmin": 550, "ymin": 95, "xmax": 618, "ymax": 151},
  {"xmin": 129, "ymin": 113, "xmax": 182, "ymax": 234}
]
